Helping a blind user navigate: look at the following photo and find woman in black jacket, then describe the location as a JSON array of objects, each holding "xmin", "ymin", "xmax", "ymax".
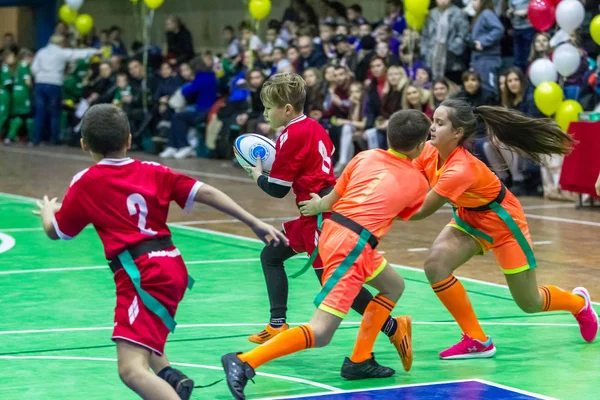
[{"xmin": 165, "ymin": 16, "xmax": 195, "ymax": 65}]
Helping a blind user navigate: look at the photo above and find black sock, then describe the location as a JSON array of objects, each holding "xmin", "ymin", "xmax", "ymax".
[
  {"xmin": 269, "ymin": 317, "xmax": 286, "ymax": 328},
  {"xmin": 157, "ymin": 366, "xmax": 173, "ymax": 380},
  {"xmin": 382, "ymin": 317, "xmax": 398, "ymax": 337}
]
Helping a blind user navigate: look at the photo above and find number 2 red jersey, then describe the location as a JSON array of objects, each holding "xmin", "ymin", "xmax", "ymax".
[
  {"xmin": 267, "ymin": 115, "xmax": 336, "ymax": 204},
  {"xmin": 52, "ymin": 158, "xmax": 202, "ymax": 260}
]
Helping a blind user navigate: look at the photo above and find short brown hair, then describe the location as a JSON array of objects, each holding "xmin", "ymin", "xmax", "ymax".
[
  {"xmin": 81, "ymin": 104, "xmax": 130, "ymax": 156},
  {"xmin": 260, "ymin": 72, "xmax": 306, "ymax": 112},
  {"xmin": 387, "ymin": 109, "xmax": 431, "ymax": 152}
]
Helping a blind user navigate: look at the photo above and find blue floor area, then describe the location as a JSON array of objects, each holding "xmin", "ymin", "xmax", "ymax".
[{"xmin": 278, "ymin": 381, "xmax": 549, "ymax": 400}]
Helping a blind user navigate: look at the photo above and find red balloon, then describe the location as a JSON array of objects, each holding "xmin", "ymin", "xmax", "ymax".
[{"xmin": 528, "ymin": 0, "xmax": 556, "ymax": 32}]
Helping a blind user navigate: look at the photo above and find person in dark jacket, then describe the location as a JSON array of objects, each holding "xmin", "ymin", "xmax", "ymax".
[
  {"xmin": 453, "ymin": 69, "xmax": 496, "ymax": 107},
  {"xmin": 296, "ymin": 35, "xmax": 327, "ymax": 74},
  {"xmin": 470, "ymin": 0, "xmax": 504, "ymax": 94},
  {"xmin": 165, "ymin": 16, "xmax": 195, "ymax": 65}
]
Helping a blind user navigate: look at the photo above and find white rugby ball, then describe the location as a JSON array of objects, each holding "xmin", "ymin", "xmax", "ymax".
[{"xmin": 234, "ymin": 134, "xmax": 276, "ymax": 175}]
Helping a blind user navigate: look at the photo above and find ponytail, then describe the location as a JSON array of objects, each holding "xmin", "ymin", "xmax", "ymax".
[{"xmin": 476, "ymin": 106, "xmax": 574, "ymax": 163}]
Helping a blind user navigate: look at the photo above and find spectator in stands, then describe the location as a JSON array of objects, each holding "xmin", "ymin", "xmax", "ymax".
[
  {"xmin": 236, "ymin": 69, "xmax": 266, "ymax": 133},
  {"xmin": 318, "ymin": 22, "xmax": 336, "ymax": 58},
  {"xmin": 502, "ymin": 67, "xmax": 539, "ymax": 116},
  {"xmin": 470, "ymin": 0, "xmax": 504, "ymax": 94},
  {"xmin": 179, "ymin": 62, "xmax": 195, "ymax": 82},
  {"xmin": 30, "ymin": 35, "xmax": 98, "ymax": 145},
  {"xmin": 432, "ymin": 78, "xmax": 451, "ymax": 108},
  {"xmin": 262, "ymin": 22, "xmax": 288, "ymax": 59},
  {"xmin": 223, "ymin": 25, "xmax": 241, "ymax": 60},
  {"xmin": 454, "ymin": 69, "xmax": 496, "ymax": 107},
  {"xmin": 528, "ymin": 32, "xmax": 550, "ymax": 65},
  {"xmin": 165, "ymin": 16, "xmax": 195, "ymax": 65},
  {"xmin": 331, "ymin": 34, "xmax": 358, "ymax": 70},
  {"xmin": 379, "ymin": 0, "xmax": 406, "ymax": 36},
  {"xmin": 415, "ymin": 67, "xmax": 432, "ymax": 90},
  {"xmin": 160, "ymin": 56, "xmax": 217, "ymax": 159},
  {"xmin": 271, "ymin": 47, "xmax": 292, "ymax": 74},
  {"xmin": 347, "ymin": 4, "xmax": 367, "ymax": 25},
  {"xmin": 87, "ymin": 61, "xmax": 114, "ymax": 105},
  {"xmin": 240, "ymin": 21, "xmax": 263, "ymax": 53},
  {"xmin": 1, "ymin": 33, "xmax": 19, "ymax": 55},
  {"xmin": 321, "ymin": 1, "xmax": 347, "ymax": 25},
  {"xmin": 364, "ymin": 56, "xmax": 391, "ymax": 149},
  {"xmin": 354, "ymin": 35, "xmax": 376, "ymax": 82},
  {"xmin": 108, "ymin": 26, "xmax": 128, "ymax": 56},
  {"xmin": 507, "ymin": 0, "xmax": 535, "ymax": 72},
  {"xmin": 296, "ymin": 35, "xmax": 327, "ymax": 74},
  {"xmin": 562, "ymin": 32, "xmax": 589, "ymax": 101},
  {"xmin": 376, "ymin": 25, "xmax": 401, "ymax": 57},
  {"xmin": 375, "ymin": 40, "xmax": 400, "ymax": 67},
  {"xmin": 128, "ymin": 59, "xmax": 156, "ymax": 100},
  {"xmin": 282, "ymin": 0, "xmax": 318, "ymax": 27},
  {"xmin": 153, "ymin": 62, "xmax": 183, "ymax": 121},
  {"xmin": 421, "ymin": 0, "xmax": 470, "ymax": 83},
  {"xmin": 303, "ymin": 67, "xmax": 325, "ymax": 120},
  {"xmin": 400, "ymin": 28, "xmax": 423, "ymax": 80},
  {"xmin": 401, "ymin": 82, "xmax": 434, "ymax": 119},
  {"xmin": 286, "ymin": 45, "xmax": 300, "ymax": 71},
  {"xmin": 333, "ymin": 81, "xmax": 367, "ymax": 175},
  {"xmin": 322, "ymin": 65, "xmax": 351, "ymax": 120}
]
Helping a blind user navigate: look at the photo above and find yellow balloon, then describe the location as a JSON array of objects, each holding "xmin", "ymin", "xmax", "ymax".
[
  {"xmin": 75, "ymin": 14, "xmax": 94, "ymax": 35},
  {"xmin": 144, "ymin": 0, "xmax": 164, "ymax": 9},
  {"xmin": 249, "ymin": 0, "xmax": 271, "ymax": 21},
  {"xmin": 406, "ymin": 11, "xmax": 426, "ymax": 31},
  {"xmin": 590, "ymin": 15, "xmax": 600, "ymax": 46},
  {"xmin": 405, "ymin": 0, "xmax": 430, "ymax": 16},
  {"xmin": 59, "ymin": 5, "xmax": 78, "ymax": 25},
  {"xmin": 555, "ymin": 100, "xmax": 583, "ymax": 131},
  {"xmin": 534, "ymin": 82, "xmax": 563, "ymax": 116}
]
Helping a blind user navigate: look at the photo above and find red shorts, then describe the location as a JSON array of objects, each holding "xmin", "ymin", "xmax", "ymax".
[
  {"xmin": 283, "ymin": 213, "xmax": 331, "ymax": 269},
  {"xmin": 112, "ymin": 247, "xmax": 188, "ymax": 355}
]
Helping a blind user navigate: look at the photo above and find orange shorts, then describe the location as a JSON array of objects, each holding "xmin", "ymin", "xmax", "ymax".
[
  {"xmin": 316, "ymin": 220, "xmax": 387, "ymax": 318},
  {"xmin": 448, "ymin": 190, "xmax": 534, "ymax": 275}
]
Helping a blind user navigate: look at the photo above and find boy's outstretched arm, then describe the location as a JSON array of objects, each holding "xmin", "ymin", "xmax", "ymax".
[
  {"xmin": 33, "ymin": 195, "xmax": 60, "ymax": 240},
  {"xmin": 195, "ymin": 184, "xmax": 289, "ymax": 246}
]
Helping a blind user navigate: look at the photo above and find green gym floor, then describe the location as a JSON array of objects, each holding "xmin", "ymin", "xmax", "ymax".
[{"xmin": 0, "ymin": 192, "xmax": 598, "ymax": 400}]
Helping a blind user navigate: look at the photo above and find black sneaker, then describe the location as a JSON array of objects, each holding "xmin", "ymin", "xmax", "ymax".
[
  {"xmin": 222, "ymin": 352, "xmax": 255, "ymax": 400},
  {"xmin": 340, "ymin": 354, "xmax": 395, "ymax": 380},
  {"xmin": 161, "ymin": 368, "xmax": 195, "ymax": 400}
]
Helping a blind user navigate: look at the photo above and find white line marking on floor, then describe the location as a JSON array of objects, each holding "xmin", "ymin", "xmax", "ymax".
[
  {"xmin": 0, "ymin": 356, "xmax": 342, "ymax": 392},
  {"xmin": 407, "ymin": 247, "xmax": 429, "ymax": 252},
  {"xmin": 524, "ymin": 213, "xmax": 600, "ymax": 227},
  {"xmin": 175, "ymin": 216, "xmax": 296, "ymax": 226},
  {"xmin": 0, "ymin": 320, "xmax": 580, "ymax": 336},
  {"xmin": 473, "ymin": 379, "xmax": 558, "ymax": 400},
  {"xmin": 533, "ymin": 241, "xmax": 553, "ymax": 245}
]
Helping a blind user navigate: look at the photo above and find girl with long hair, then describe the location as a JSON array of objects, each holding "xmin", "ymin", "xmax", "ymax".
[
  {"xmin": 410, "ymin": 99, "xmax": 597, "ymax": 359},
  {"xmin": 401, "ymin": 83, "xmax": 434, "ymax": 119}
]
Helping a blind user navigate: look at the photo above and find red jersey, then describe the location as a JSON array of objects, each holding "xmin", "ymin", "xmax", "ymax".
[
  {"xmin": 267, "ymin": 115, "xmax": 336, "ymax": 204},
  {"xmin": 52, "ymin": 158, "xmax": 201, "ymax": 260}
]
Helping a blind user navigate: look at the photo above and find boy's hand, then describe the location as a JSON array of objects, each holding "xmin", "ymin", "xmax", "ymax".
[
  {"xmin": 595, "ymin": 172, "xmax": 600, "ymax": 196},
  {"xmin": 251, "ymin": 220, "xmax": 289, "ymax": 246},
  {"xmin": 33, "ymin": 195, "xmax": 60, "ymax": 216},
  {"xmin": 245, "ymin": 157, "xmax": 264, "ymax": 182},
  {"xmin": 298, "ymin": 193, "xmax": 322, "ymax": 216}
]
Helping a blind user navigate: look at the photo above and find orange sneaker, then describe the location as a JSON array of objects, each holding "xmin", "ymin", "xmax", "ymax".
[
  {"xmin": 248, "ymin": 323, "xmax": 289, "ymax": 344},
  {"xmin": 388, "ymin": 316, "xmax": 413, "ymax": 372}
]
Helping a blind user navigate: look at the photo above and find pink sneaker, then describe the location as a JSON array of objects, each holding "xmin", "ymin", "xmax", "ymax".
[
  {"xmin": 572, "ymin": 287, "xmax": 599, "ymax": 343},
  {"xmin": 440, "ymin": 334, "xmax": 496, "ymax": 360}
]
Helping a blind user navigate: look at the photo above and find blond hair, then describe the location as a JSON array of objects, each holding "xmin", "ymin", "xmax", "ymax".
[{"xmin": 260, "ymin": 72, "xmax": 307, "ymax": 112}]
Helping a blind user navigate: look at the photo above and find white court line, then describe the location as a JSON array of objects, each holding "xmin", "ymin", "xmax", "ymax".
[
  {"xmin": 473, "ymin": 379, "xmax": 558, "ymax": 400},
  {"xmin": 0, "ymin": 227, "xmax": 43, "ymax": 232},
  {"xmin": 175, "ymin": 216, "xmax": 296, "ymax": 226},
  {"xmin": 407, "ymin": 247, "xmax": 429, "ymax": 252},
  {"xmin": 0, "ymin": 355, "xmax": 341, "ymax": 393},
  {"xmin": 524, "ymin": 213, "xmax": 600, "ymax": 227},
  {"xmin": 533, "ymin": 241, "xmax": 553, "ymax": 245},
  {"xmin": 0, "ymin": 320, "xmax": 580, "ymax": 336},
  {"xmin": 0, "ymin": 147, "xmax": 253, "ymax": 183},
  {"xmin": 2, "ymin": 192, "xmax": 600, "ymax": 308}
]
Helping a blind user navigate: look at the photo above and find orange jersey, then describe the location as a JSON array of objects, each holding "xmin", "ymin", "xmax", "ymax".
[
  {"xmin": 412, "ymin": 141, "xmax": 502, "ymax": 208},
  {"xmin": 333, "ymin": 149, "xmax": 429, "ymax": 239}
]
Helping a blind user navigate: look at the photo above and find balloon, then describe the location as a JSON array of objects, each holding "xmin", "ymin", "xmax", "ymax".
[
  {"xmin": 552, "ymin": 43, "xmax": 581, "ymax": 77},
  {"xmin": 66, "ymin": 0, "xmax": 84, "ymax": 11},
  {"xmin": 549, "ymin": 29, "xmax": 570, "ymax": 48},
  {"xmin": 556, "ymin": 0, "xmax": 585, "ymax": 33},
  {"xmin": 405, "ymin": 0, "xmax": 430, "ymax": 16},
  {"xmin": 528, "ymin": 0, "xmax": 555, "ymax": 32},
  {"xmin": 59, "ymin": 5, "xmax": 78, "ymax": 24},
  {"xmin": 555, "ymin": 100, "xmax": 582, "ymax": 131},
  {"xmin": 591, "ymin": 15, "xmax": 600, "ymax": 45},
  {"xmin": 75, "ymin": 14, "xmax": 94, "ymax": 35},
  {"xmin": 249, "ymin": 0, "xmax": 271, "ymax": 20},
  {"xmin": 529, "ymin": 58, "xmax": 558, "ymax": 86},
  {"xmin": 534, "ymin": 82, "xmax": 563, "ymax": 116},
  {"xmin": 406, "ymin": 11, "xmax": 426, "ymax": 31},
  {"xmin": 144, "ymin": 0, "xmax": 164, "ymax": 9}
]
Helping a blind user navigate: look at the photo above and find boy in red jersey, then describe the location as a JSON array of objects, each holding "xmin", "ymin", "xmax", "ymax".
[
  {"xmin": 244, "ymin": 73, "xmax": 407, "ymax": 363},
  {"xmin": 34, "ymin": 104, "xmax": 288, "ymax": 400}
]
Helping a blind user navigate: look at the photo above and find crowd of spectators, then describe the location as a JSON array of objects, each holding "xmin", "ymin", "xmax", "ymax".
[{"xmin": 1, "ymin": 0, "xmax": 599, "ymax": 196}]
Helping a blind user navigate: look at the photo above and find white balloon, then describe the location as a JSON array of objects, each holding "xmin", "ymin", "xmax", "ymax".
[
  {"xmin": 549, "ymin": 29, "xmax": 570, "ymax": 48},
  {"xmin": 556, "ymin": 0, "xmax": 585, "ymax": 33},
  {"xmin": 66, "ymin": 0, "xmax": 84, "ymax": 11},
  {"xmin": 529, "ymin": 58, "xmax": 558, "ymax": 86},
  {"xmin": 552, "ymin": 43, "xmax": 581, "ymax": 77}
]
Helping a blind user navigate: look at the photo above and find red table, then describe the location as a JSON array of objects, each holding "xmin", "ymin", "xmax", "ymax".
[{"xmin": 560, "ymin": 122, "xmax": 600, "ymax": 198}]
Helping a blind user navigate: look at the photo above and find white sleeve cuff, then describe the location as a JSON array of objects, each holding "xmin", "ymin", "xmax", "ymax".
[
  {"xmin": 267, "ymin": 177, "xmax": 293, "ymax": 187},
  {"xmin": 52, "ymin": 217, "xmax": 74, "ymax": 240},
  {"xmin": 184, "ymin": 181, "xmax": 203, "ymax": 213}
]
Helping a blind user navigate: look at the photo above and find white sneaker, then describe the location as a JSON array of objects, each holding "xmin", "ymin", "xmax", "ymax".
[
  {"xmin": 174, "ymin": 146, "xmax": 195, "ymax": 159},
  {"xmin": 3, "ymin": 138, "xmax": 10, "ymax": 145},
  {"xmin": 159, "ymin": 147, "xmax": 178, "ymax": 158}
]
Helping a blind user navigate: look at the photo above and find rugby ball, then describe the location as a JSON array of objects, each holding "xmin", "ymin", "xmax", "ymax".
[{"xmin": 233, "ymin": 134, "xmax": 276, "ymax": 176}]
